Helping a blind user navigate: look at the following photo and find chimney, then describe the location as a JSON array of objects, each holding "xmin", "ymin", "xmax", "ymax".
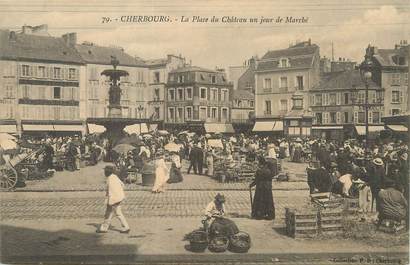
[
  {"xmin": 32, "ymin": 24, "xmax": 48, "ymax": 35},
  {"xmin": 22, "ymin": 25, "xmax": 33, "ymax": 34},
  {"xmin": 62, "ymin": 33, "xmax": 77, "ymax": 47},
  {"xmin": 9, "ymin": 31, "xmax": 16, "ymax": 41}
]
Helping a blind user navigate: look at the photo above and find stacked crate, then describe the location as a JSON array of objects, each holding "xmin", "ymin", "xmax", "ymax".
[
  {"xmin": 318, "ymin": 207, "xmax": 344, "ymax": 236},
  {"xmin": 285, "ymin": 207, "xmax": 319, "ymax": 239},
  {"xmin": 343, "ymin": 197, "xmax": 360, "ymax": 214}
]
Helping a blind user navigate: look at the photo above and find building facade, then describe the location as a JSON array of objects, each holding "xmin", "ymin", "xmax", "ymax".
[
  {"xmin": 231, "ymin": 89, "xmax": 254, "ymax": 132},
  {"xmin": 0, "ymin": 26, "xmax": 85, "ymax": 135},
  {"xmin": 253, "ymin": 40, "xmax": 320, "ymax": 136},
  {"xmin": 145, "ymin": 55, "xmax": 186, "ymax": 126},
  {"xmin": 165, "ymin": 66, "xmax": 234, "ymax": 133},
  {"xmin": 310, "ymin": 70, "xmax": 384, "ymax": 140},
  {"xmin": 371, "ymin": 42, "xmax": 409, "ymax": 117}
]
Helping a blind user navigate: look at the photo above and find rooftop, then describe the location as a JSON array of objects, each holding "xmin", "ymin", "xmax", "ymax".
[
  {"xmin": 232, "ymin": 89, "xmax": 254, "ymax": 100},
  {"xmin": 169, "ymin": 65, "xmax": 217, "ymax": 73},
  {"xmin": 75, "ymin": 43, "xmax": 145, "ymax": 67},
  {"xmin": 312, "ymin": 69, "xmax": 380, "ymax": 91},
  {"xmin": 0, "ymin": 30, "xmax": 84, "ymax": 64},
  {"xmin": 373, "ymin": 48, "xmax": 408, "ymax": 67}
]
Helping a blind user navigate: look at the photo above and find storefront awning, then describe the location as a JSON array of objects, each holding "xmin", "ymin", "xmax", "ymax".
[
  {"xmin": 355, "ymin": 125, "xmax": 385, "ymax": 136},
  {"xmin": 0, "ymin": 125, "xmax": 17, "ymax": 133},
  {"xmin": 204, "ymin": 123, "xmax": 235, "ymax": 133},
  {"xmin": 252, "ymin": 121, "xmax": 283, "ymax": 132},
  {"xmin": 87, "ymin": 123, "xmax": 106, "ymax": 134},
  {"xmin": 53, "ymin": 125, "xmax": 83, "ymax": 132},
  {"xmin": 22, "ymin": 124, "xmax": 54, "ymax": 131},
  {"xmin": 124, "ymin": 123, "xmax": 149, "ymax": 135},
  {"xmin": 312, "ymin": 126, "xmax": 343, "ymax": 130},
  {"xmin": 386, "ymin": 125, "xmax": 408, "ymax": 132}
]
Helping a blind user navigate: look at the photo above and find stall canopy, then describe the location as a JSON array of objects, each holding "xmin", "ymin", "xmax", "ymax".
[
  {"xmin": 87, "ymin": 123, "xmax": 106, "ymax": 134},
  {"xmin": 252, "ymin": 121, "xmax": 283, "ymax": 132},
  {"xmin": 204, "ymin": 123, "xmax": 235, "ymax": 133},
  {"xmin": 355, "ymin": 125, "xmax": 385, "ymax": 135},
  {"xmin": 22, "ymin": 124, "xmax": 54, "ymax": 131},
  {"xmin": 386, "ymin": 125, "xmax": 408, "ymax": 132},
  {"xmin": 53, "ymin": 125, "xmax": 83, "ymax": 132},
  {"xmin": 312, "ymin": 126, "xmax": 343, "ymax": 130},
  {"xmin": 0, "ymin": 125, "xmax": 17, "ymax": 133},
  {"xmin": 123, "ymin": 123, "xmax": 149, "ymax": 135}
]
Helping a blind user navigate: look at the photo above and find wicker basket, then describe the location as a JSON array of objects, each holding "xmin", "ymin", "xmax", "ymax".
[
  {"xmin": 189, "ymin": 230, "xmax": 208, "ymax": 252},
  {"xmin": 208, "ymin": 236, "xmax": 229, "ymax": 253},
  {"xmin": 229, "ymin": 231, "xmax": 251, "ymax": 253}
]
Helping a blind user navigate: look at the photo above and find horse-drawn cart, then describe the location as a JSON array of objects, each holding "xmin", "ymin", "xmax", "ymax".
[{"xmin": 0, "ymin": 146, "xmax": 47, "ymax": 190}]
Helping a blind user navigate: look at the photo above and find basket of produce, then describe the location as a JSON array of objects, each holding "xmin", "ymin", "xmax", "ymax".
[
  {"xmin": 208, "ymin": 236, "xmax": 229, "ymax": 253},
  {"xmin": 228, "ymin": 231, "xmax": 251, "ymax": 253},
  {"xmin": 188, "ymin": 230, "xmax": 208, "ymax": 252}
]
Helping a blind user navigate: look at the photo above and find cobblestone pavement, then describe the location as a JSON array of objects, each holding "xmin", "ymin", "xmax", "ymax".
[
  {"xmin": 1, "ymin": 217, "xmax": 407, "ymax": 264},
  {"xmin": 0, "ymin": 190, "xmax": 309, "ymax": 220},
  {"xmin": 12, "ymin": 159, "xmax": 309, "ymax": 192}
]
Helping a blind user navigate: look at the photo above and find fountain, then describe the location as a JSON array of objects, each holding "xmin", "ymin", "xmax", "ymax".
[{"xmin": 88, "ymin": 56, "xmax": 149, "ymax": 160}]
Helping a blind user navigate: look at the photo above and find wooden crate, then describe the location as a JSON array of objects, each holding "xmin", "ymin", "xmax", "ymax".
[
  {"xmin": 311, "ymin": 193, "xmax": 344, "ymax": 209},
  {"xmin": 343, "ymin": 198, "xmax": 360, "ymax": 213},
  {"xmin": 285, "ymin": 207, "xmax": 319, "ymax": 239},
  {"xmin": 319, "ymin": 207, "xmax": 344, "ymax": 235}
]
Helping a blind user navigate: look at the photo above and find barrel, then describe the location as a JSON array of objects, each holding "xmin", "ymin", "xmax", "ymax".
[{"xmin": 141, "ymin": 162, "xmax": 155, "ymax": 186}]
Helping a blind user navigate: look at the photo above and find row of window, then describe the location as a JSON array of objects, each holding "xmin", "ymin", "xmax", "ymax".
[
  {"xmin": 20, "ymin": 105, "xmax": 79, "ymax": 120},
  {"xmin": 310, "ymin": 91, "xmax": 384, "ymax": 106},
  {"xmin": 233, "ymin": 99, "xmax": 254, "ymax": 108},
  {"xmin": 390, "ymin": 73, "xmax": 408, "ymax": 86},
  {"xmin": 167, "ymin": 87, "xmax": 229, "ymax": 102},
  {"xmin": 169, "ymin": 73, "xmax": 225, "ymax": 84},
  {"xmin": 19, "ymin": 85, "xmax": 79, "ymax": 100},
  {"xmin": 21, "ymin": 65, "xmax": 78, "ymax": 80},
  {"xmin": 264, "ymin": 98, "xmax": 303, "ymax": 114},
  {"xmin": 263, "ymin": 76, "xmax": 304, "ymax": 91},
  {"xmin": 313, "ymin": 111, "xmax": 381, "ymax": 125},
  {"xmin": 167, "ymin": 106, "xmax": 229, "ymax": 122}
]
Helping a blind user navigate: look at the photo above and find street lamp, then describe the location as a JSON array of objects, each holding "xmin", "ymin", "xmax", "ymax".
[
  {"xmin": 359, "ymin": 45, "xmax": 374, "ymax": 153},
  {"xmin": 137, "ymin": 105, "xmax": 144, "ymax": 134}
]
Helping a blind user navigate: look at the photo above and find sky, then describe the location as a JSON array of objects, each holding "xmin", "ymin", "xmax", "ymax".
[{"xmin": 0, "ymin": 0, "xmax": 409, "ymax": 70}]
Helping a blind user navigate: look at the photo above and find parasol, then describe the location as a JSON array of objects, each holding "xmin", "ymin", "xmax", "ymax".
[
  {"xmin": 178, "ymin": 130, "xmax": 189, "ymax": 135},
  {"xmin": 117, "ymin": 135, "xmax": 143, "ymax": 146},
  {"xmin": 164, "ymin": 142, "xmax": 182, "ymax": 152},
  {"xmin": 143, "ymin": 134, "xmax": 153, "ymax": 139},
  {"xmin": 157, "ymin": 130, "xmax": 169, "ymax": 136},
  {"xmin": 0, "ymin": 139, "xmax": 17, "ymax": 150},
  {"xmin": 112, "ymin": 143, "xmax": 136, "ymax": 155}
]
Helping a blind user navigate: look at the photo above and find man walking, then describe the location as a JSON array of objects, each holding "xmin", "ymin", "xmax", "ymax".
[{"xmin": 97, "ymin": 165, "xmax": 130, "ymax": 234}]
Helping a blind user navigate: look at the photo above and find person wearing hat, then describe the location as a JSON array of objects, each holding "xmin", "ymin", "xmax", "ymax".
[
  {"xmin": 97, "ymin": 165, "xmax": 130, "ymax": 234},
  {"xmin": 167, "ymin": 151, "xmax": 183, "ymax": 184},
  {"xmin": 292, "ymin": 138, "xmax": 303, "ymax": 163},
  {"xmin": 367, "ymin": 157, "xmax": 386, "ymax": 212},
  {"xmin": 152, "ymin": 152, "xmax": 170, "ymax": 193},
  {"xmin": 203, "ymin": 193, "xmax": 239, "ymax": 239}
]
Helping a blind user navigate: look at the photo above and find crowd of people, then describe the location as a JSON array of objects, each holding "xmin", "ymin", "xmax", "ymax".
[{"xmin": 1, "ymin": 130, "xmax": 408, "ymax": 231}]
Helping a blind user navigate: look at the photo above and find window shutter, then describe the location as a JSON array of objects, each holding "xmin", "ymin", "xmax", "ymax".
[
  {"xmin": 368, "ymin": 111, "xmax": 373, "ymax": 124},
  {"xmin": 399, "ymin": 91, "xmax": 403, "ymax": 103},
  {"xmin": 354, "ymin": 111, "xmax": 358, "ymax": 123},
  {"xmin": 336, "ymin": 112, "xmax": 341, "ymax": 124},
  {"xmin": 336, "ymin": 93, "xmax": 341, "ymax": 105},
  {"xmin": 29, "ymin": 66, "xmax": 33, "ymax": 77}
]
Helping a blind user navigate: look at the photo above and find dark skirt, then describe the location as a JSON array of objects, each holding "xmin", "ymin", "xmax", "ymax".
[
  {"xmin": 252, "ymin": 181, "xmax": 275, "ymax": 220},
  {"xmin": 209, "ymin": 217, "xmax": 239, "ymax": 238},
  {"xmin": 292, "ymin": 149, "xmax": 302, "ymax": 162},
  {"xmin": 167, "ymin": 166, "xmax": 183, "ymax": 183}
]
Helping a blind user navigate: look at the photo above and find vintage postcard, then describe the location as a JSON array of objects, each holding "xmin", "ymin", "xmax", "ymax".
[{"xmin": 0, "ymin": 0, "xmax": 409, "ymax": 264}]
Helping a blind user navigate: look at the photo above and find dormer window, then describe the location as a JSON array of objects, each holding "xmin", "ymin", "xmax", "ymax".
[{"xmin": 280, "ymin": 58, "xmax": 290, "ymax": 68}]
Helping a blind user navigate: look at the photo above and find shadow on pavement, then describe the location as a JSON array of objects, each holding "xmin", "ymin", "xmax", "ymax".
[{"xmin": 0, "ymin": 224, "xmax": 138, "ymax": 264}]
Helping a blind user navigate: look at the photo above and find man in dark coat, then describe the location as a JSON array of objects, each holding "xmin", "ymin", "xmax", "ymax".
[
  {"xmin": 42, "ymin": 142, "xmax": 54, "ymax": 171},
  {"xmin": 196, "ymin": 144, "xmax": 204, "ymax": 175},
  {"xmin": 187, "ymin": 144, "xmax": 197, "ymax": 174},
  {"xmin": 367, "ymin": 158, "xmax": 386, "ymax": 212},
  {"xmin": 249, "ymin": 157, "xmax": 275, "ymax": 220}
]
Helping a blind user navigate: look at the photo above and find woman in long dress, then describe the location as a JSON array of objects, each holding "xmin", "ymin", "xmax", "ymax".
[
  {"xmin": 249, "ymin": 156, "xmax": 275, "ymax": 220},
  {"xmin": 152, "ymin": 152, "xmax": 170, "ymax": 193}
]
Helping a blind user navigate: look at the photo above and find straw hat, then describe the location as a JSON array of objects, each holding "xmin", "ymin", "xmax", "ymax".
[{"xmin": 372, "ymin": 158, "xmax": 384, "ymax": 166}]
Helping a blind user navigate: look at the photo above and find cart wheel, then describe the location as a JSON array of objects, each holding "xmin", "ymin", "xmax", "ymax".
[{"xmin": 0, "ymin": 165, "xmax": 18, "ymax": 190}]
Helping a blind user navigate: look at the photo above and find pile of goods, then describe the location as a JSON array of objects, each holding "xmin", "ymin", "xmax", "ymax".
[{"xmin": 185, "ymin": 230, "xmax": 251, "ymax": 253}]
